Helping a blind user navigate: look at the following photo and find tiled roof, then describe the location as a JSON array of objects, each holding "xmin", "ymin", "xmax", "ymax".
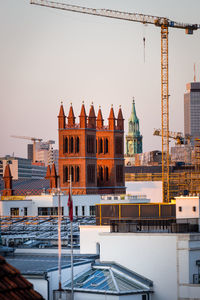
[
  {"xmin": 0, "ymin": 255, "xmax": 44, "ymax": 300},
  {"xmin": 0, "ymin": 179, "xmax": 50, "ymax": 196}
]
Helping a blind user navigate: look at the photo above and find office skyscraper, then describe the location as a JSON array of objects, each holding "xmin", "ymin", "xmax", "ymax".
[{"xmin": 184, "ymin": 82, "xmax": 200, "ymax": 145}]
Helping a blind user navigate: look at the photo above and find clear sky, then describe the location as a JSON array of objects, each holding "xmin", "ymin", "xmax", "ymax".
[{"xmin": 0, "ymin": 0, "xmax": 200, "ymax": 158}]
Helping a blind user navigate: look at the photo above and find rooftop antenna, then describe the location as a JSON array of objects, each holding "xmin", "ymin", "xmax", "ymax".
[{"xmin": 194, "ymin": 63, "xmax": 196, "ymax": 82}]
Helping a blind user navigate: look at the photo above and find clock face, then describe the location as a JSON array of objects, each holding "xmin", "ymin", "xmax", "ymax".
[{"xmin": 128, "ymin": 141, "xmax": 133, "ymax": 155}]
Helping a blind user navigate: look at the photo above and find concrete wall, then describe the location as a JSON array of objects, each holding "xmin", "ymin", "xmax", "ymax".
[
  {"xmin": 80, "ymin": 226, "xmax": 200, "ymax": 300},
  {"xmin": 80, "ymin": 225, "xmax": 110, "ymax": 254},
  {"xmin": 25, "ymin": 278, "xmax": 48, "ymax": 300},
  {"xmin": 48, "ymin": 262, "xmax": 92, "ymax": 300},
  {"xmin": 176, "ymin": 196, "xmax": 200, "ymax": 219}
]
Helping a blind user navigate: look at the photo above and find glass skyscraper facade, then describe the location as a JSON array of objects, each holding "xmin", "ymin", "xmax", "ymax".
[{"xmin": 184, "ymin": 82, "xmax": 200, "ymax": 145}]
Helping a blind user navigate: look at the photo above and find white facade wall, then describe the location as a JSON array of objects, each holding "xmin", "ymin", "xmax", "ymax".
[
  {"xmin": 25, "ymin": 278, "xmax": 48, "ymax": 300},
  {"xmin": 0, "ymin": 199, "xmax": 32, "ymax": 216},
  {"xmin": 80, "ymin": 227, "xmax": 200, "ymax": 300},
  {"xmin": 176, "ymin": 196, "xmax": 200, "ymax": 219},
  {"xmin": 80, "ymin": 225, "xmax": 110, "ymax": 254},
  {"xmin": 48, "ymin": 262, "xmax": 92, "ymax": 300}
]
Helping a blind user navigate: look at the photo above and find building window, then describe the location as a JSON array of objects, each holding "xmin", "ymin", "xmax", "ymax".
[
  {"xmin": 87, "ymin": 165, "xmax": 95, "ymax": 183},
  {"xmin": 71, "ymin": 166, "xmax": 74, "ymax": 182},
  {"xmin": 105, "ymin": 166, "xmax": 109, "ymax": 181},
  {"xmin": 87, "ymin": 135, "xmax": 95, "ymax": 154},
  {"xmin": 70, "ymin": 137, "xmax": 74, "ymax": 153},
  {"xmin": 24, "ymin": 207, "xmax": 28, "ymax": 216},
  {"xmin": 90, "ymin": 206, "xmax": 96, "ymax": 216},
  {"xmin": 115, "ymin": 137, "xmax": 123, "ymax": 154},
  {"xmin": 105, "ymin": 138, "xmax": 109, "ymax": 153},
  {"xmin": 99, "ymin": 138, "xmax": 103, "ymax": 154},
  {"xmin": 75, "ymin": 137, "xmax": 80, "ymax": 153},
  {"xmin": 38, "ymin": 207, "xmax": 63, "ymax": 216},
  {"xmin": 116, "ymin": 165, "xmax": 123, "ymax": 183},
  {"xmin": 142, "ymin": 295, "xmax": 147, "ymax": 300},
  {"xmin": 76, "ymin": 166, "xmax": 80, "ymax": 182},
  {"xmin": 64, "ymin": 166, "xmax": 68, "ymax": 182},
  {"xmin": 193, "ymin": 206, "xmax": 196, "ymax": 212},
  {"xmin": 99, "ymin": 166, "xmax": 103, "ymax": 181},
  {"xmin": 75, "ymin": 206, "xmax": 78, "ymax": 216},
  {"xmin": 64, "ymin": 137, "xmax": 68, "ymax": 153},
  {"xmin": 82, "ymin": 206, "xmax": 85, "ymax": 216},
  {"xmin": 10, "ymin": 208, "xmax": 19, "ymax": 216},
  {"xmin": 178, "ymin": 206, "xmax": 182, "ymax": 212}
]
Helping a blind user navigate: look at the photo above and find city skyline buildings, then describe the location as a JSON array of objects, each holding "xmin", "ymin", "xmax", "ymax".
[{"xmin": 1, "ymin": 0, "xmax": 200, "ymax": 158}]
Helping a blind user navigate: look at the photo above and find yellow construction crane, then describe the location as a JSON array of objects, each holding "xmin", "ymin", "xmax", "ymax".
[
  {"xmin": 30, "ymin": 0, "xmax": 200, "ymax": 202},
  {"xmin": 153, "ymin": 129, "xmax": 191, "ymax": 145}
]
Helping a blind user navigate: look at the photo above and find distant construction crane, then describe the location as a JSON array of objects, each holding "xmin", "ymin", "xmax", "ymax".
[
  {"xmin": 30, "ymin": 0, "xmax": 200, "ymax": 202},
  {"xmin": 153, "ymin": 129, "xmax": 191, "ymax": 146},
  {"xmin": 11, "ymin": 135, "xmax": 55, "ymax": 163}
]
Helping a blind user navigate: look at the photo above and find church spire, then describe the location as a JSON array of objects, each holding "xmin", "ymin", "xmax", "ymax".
[
  {"xmin": 67, "ymin": 103, "xmax": 75, "ymax": 127},
  {"xmin": 58, "ymin": 101, "xmax": 66, "ymax": 129}
]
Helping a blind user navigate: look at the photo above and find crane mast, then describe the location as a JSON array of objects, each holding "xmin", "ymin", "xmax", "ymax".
[{"xmin": 30, "ymin": 0, "xmax": 200, "ymax": 202}]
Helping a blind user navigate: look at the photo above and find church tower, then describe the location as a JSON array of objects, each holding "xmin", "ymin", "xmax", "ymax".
[
  {"xmin": 58, "ymin": 102, "xmax": 125, "ymax": 195},
  {"xmin": 126, "ymin": 97, "xmax": 143, "ymax": 155}
]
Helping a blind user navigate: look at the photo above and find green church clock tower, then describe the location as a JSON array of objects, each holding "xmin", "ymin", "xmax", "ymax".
[{"xmin": 126, "ymin": 97, "xmax": 143, "ymax": 155}]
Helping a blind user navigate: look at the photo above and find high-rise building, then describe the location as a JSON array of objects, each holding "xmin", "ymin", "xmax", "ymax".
[
  {"xmin": 27, "ymin": 144, "xmax": 33, "ymax": 161},
  {"xmin": 58, "ymin": 102, "xmax": 125, "ymax": 195},
  {"xmin": 126, "ymin": 98, "xmax": 143, "ymax": 155},
  {"xmin": 184, "ymin": 82, "xmax": 200, "ymax": 145}
]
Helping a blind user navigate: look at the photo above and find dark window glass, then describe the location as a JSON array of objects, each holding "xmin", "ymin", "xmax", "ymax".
[
  {"xmin": 76, "ymin": 166, "xmax": 80, "ymax": 182},
  {"xmin": 90, "ymin": 206, "xmax": 96, "ymax": 216},
  {"xmin": 193, "ymin": 206, "xmax": 196, "ymax": 212},
  {"xmin": 76, "ymin": 137, "xmax": 80, "ymax": 153},
  {"xmin": 70, "ymin": 137, "xmax": 74, "ymax": 153},
  {"xmin": 64, "ymin": 166, "xmax": 68, "ymax": 182},
  {"xmin": 105, "ymin": 167, "xmax": 109, "ymax": 181},
  {"xmin": 75, "ymin": 206, "xmax": 78, "ymax": 216},
  {"xmin": 105, "ymin": 138, "xmax": 109, "ymax": 153},
  {"xmin": 71, "ymin": 166, "xmax": 74, "ymax": 182},
  {"xmin": 116, "ymin": 165, "xmax": 123, "ymax": 183},
  {"xmin": 82, "ymin": 206, "xmax": 85, "ymax": 216},
  {"xmin": 65, "ymin": 138, "xmax": 68, "ymax": 153},
  {"xmin": 178, "ymin": 206, "xmax": 182, "ymax": 212},
  {"xmin": 87, "ymin": 165, "xmax": 95, "ymax": 183},
  {"xmin": 99, "ymin": 138, "xmax": 103, "ymax": 153},
  {"xmin": 115, "ymin": 137, "xmax": 123, "ymax": 154},
  {"xmin": 87, "ymin": 135, "xmax": 95, "ymax": 154}
]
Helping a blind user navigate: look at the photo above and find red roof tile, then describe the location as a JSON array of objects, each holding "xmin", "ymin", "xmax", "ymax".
[{"xmin": 0, "ymin": 255, "xmax": 44, "ymax": 300}]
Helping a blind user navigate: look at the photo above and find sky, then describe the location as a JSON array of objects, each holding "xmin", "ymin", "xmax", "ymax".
[{"xmin": 0, "ymin": 0, "xmax": 200, "ymax": 158}]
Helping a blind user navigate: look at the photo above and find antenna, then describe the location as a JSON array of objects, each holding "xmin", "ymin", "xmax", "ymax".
[{"xmin": 194, "ymin": 63, "xmax": 196, "ymax": 82}]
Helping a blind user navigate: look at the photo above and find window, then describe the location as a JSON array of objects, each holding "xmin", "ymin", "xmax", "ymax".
[
  {"xmin": 76, "ymin": 166, "xmax": 80, "ymax": 182},
  {"xmin": 193, "ymin": 206, "xmax": 196, "ymax": 212},
  {"xmin": 75, "ymin": 206, "xmax": 78, "ymax": 216},
  {"xmin": 10, "ymin": 208, "xmax": 19, "ymax": 216},
  {"xmin": 38, "ymin": 207, "xmax": 63, "ymax": 216},
  {"xmin": 70, "ymin": 137, "xmax": 74, "ymax": 153},
  {"xmin": 64, "ymin": 137, "xmax": 68, "ymax": 153},
  {"xmin": 71, "ymin": 166, "xmax": 74, "ymax": 182},
  {"xmin": 87, "ymin": 135, "xmax": 95, "ymax": 154},
  {"xmin": 115, "ymin": 137, "xmax": 123, "ymax": 154},
  {"xmin": 178, "ymin": 206, "xmax": 182, "ymax": 212},
  {"xmin": 90, "ymin": 206, "xmax": 96, "ymax": 216},
  {"xmin": 99, "ymin": 166, "xmax": 103, "ymax": 181},
  {"xmin": 99, "ymin": 138, "xmax": 103, "ymax": 153},
  {"xmin": 64, "ymin": 166, "xmax": 68, "ymax": 182},
  {"xmin": 105, "ymin": 166, "xmax": 109, "ymax": 181},
  {"xmin": 87, "ymin": 165, "xmax": 95, "ymax": 183},
  {"xmin": 142, "ymin": 295, "xmax": 147, "ymax": 300},
  {"xmin": 24, "ymin": 207, "xmax": 28, "ymax": 216},
  {"xmin": 75, "ymin": 137, "xmax": 80, "ymax": 153},
  {"xmin": 105, "ymin": 138, "xmax": 109, "ymax": 153},
  {"xmin": 82, "ymin": 206, "xmax": 85, "ymax": 216},
  {"xmin": 116, "ymin": 165, "xmax": 123, "ymax": 183}
]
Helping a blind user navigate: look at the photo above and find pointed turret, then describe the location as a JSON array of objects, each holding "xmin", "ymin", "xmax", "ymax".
[
  {"xmin": 45, "ymin": 165, "xmax": 51, "ymax": 179},
  {"xmin": 3, "ymin": 164, "xmax": 13, "ymax": 196},
  {"xmin": 67, "ymin": 103, "xmax": 75, "ymax": 127},
  {"xmin": 128, "ymin": 97, "xmax": 140, "ymax": 135},
  {"xmin": 97, "ymin": 106, "xmax": 104, "ymax": 129},
  {"xmin": 108, "ymin": 105, "xmax": 115, "ymax": 130},
  {"xmin": 79, "ymin": 102, "xmax": 87, "ymax": 128},
  {"xmin": 58, "ymin": 102, "xmax": 66, "ymax": 129},
  {"xmin": 88, "ymin": 103, "xmax": 96, "ymax": 128},
  {"xmin": 50, "ymin": 163, "xmax": 57, "ymax": 189},
  {"xmin": 117, "ymin": 105, "xmax": 124, "ymax": 130}
]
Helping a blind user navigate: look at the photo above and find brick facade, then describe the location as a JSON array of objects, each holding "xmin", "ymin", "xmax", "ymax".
[{"xmin": 58, "ymin": 102, "xmax": 125, "ymax": 195}]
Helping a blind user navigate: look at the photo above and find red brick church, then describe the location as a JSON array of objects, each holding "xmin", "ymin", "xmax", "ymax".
[{"xmin": 58, "ymin": 102, "xmax": 125, "ymax": 195}]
